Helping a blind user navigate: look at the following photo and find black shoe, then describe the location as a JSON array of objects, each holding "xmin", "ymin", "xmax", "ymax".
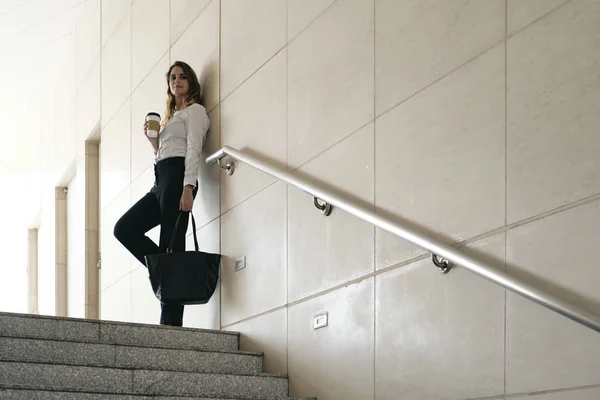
[{"xmin": 161, "ymin": 321, "xmax": 182, "ymax": 327}]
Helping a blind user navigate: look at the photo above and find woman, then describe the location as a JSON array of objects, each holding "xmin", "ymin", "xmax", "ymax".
[{"xmin": 114, "ymin": 61, "xmax": 210, "ymax": 327}]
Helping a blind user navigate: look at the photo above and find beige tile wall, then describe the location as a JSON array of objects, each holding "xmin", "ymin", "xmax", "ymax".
[
  {"xmin": 376, "ymin": 234, "xmax": 506, "ymax": 400},
  {"xmin": 170, "ymin": 0, "xmax": 211, "ymax": 46},
  {"xmin": 288, "ymin": 123, "xmax": 375, "ymax": 302},
  {"xmin": 76, "ymin": 59, "xmax": 101, "ymax": 142},
  {"xmin": 228, "ymin": 308, "xmax": 288, "ymax": 374},
  {"xmin": 76, "ymin": 0, "xmax": 100, "ymax": 88},
  {"xmin": 130, "ymin": 53, "xmax": 170, "ymax": 182},
  {"xmin": 506, "ymin": 200, "xmax": 600, "ymax": 393},
  {"xmin": 287, "ymin": 0, "xmax": 374, "ymax": 169},
  {"xmin": 221, "ymin": 182, "xmax": 287, "ymax": 326},
  {"xmin": 63, "ymin": 0, "xmax": 600, "ymax": 399},
  {"xmin": 131, "ymin": 0, "xmax": 170, "ymax": 91},
  {"xmin": 514, "ymin": 387, "xmax": 600, "ymax": 400},
  {"xmin": 170, "ymin": 0, "xmax": 220, "ymax": 112},
  {"xmin": 507, "ymin": 0, "xmax": 571, "ymax": 35},
  {"xmin": 289, "ymin": 278, "xmax": 374, "ymax": 400},
  {"xmin": 375, "ymin": 0, "xmax": 505, "ymax": 116},
  {"xmin": 375, "ymin": 44, "xmax": 505, "ymax": 269},
  {"xmin": 101, "ymin": 0, "xmax": 130, "ymax": 47},
  {"xmin": 506, "ymin": 0, "xmax": 600, "ymax": 223},
  {"xmin": 220, "ymin": 0, "xmax": 286, "ymax": 99},
  {"xmin": 220, "ymin": 50, "xmax": 286, "ymax": 212},
  {"xmin": 101, "ymin": 10, "xmax": 131, "ymax": 129}
]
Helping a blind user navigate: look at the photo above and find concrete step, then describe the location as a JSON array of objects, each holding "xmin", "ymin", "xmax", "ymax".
[
  {"xmin": 0, "ymin": 361, "xmax": 289, "ymax": 399},
  {"xmin": 0, "ymin": 312, "xmax": 239, "ymax": 352},
  {"xmin": 0, "ymin": 387, "xmax": 316, "ymax": 400},
  {"xmin": 0, "ymin": 337, "xmax": 263, "ymax": 375},
  {"xmin": 0, "ymin": 387, "xmax": 243, "ymax": 399}
]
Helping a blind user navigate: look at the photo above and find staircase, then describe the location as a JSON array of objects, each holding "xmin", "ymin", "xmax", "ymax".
[{"xmin": 0, "ymin": 312, "xmax": 313, "ymax": 399}]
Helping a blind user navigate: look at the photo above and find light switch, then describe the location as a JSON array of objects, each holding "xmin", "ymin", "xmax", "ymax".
[
  {"xmin": 235, "ymin": 256, "xmax": 246, "ymax": 272},
  {"xmin": 313, "ymin": 312, "xmax": 328, "ymax": 330}
]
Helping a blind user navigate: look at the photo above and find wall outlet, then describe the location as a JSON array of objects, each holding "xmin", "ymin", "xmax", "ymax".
[
  {"xmin": 235, "ymin": 256, "xmax": 246, "ymax": 272},
  {"xmin": 313, "ymin": 312, "xmax": 328, "ymax": 330}
]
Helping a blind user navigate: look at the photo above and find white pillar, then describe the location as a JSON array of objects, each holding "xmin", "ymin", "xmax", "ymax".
[
  {"xmin": 85, "ymin": 141, "xmax": 100, "ymax": 319},
  {"xmin": 27, "ymin": 228, "xmax": 39, "ymax": 314},
  {"xmin": 55, "ymin": 187, "xmax": 68, "ymax": 317}
]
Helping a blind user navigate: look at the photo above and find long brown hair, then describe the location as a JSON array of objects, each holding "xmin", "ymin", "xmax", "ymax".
[{"xmin": 162, "ymin": 61, "xmax": 202, "ymax": 127}]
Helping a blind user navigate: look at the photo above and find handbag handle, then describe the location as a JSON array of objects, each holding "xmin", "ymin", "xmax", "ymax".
[{"xmin": 166, "ymin": 211, "xmax": 199, "ymax": 253}]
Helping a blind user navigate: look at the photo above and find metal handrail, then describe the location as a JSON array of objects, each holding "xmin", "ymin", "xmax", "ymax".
[{"xmin": 206, "ymin": 146, "xmax": 600, "ymax": 334}]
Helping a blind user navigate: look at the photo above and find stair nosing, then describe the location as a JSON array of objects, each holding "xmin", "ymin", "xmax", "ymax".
[
  {"xmin": 0, "ymin": 336, "xmax": 265, "ymax": 375},
  {"xmin": 0, "ymin": 384, "xmax": 278, "ymax": 400},
  {"xmin": 101, "ymin": 319, "xmax": 240, "ymax": 337},
  {"xmin": 0, "ymin": 335, "xmax": 263, "ymax": 358},
  {"xmin": 0, "ymin": 359, "xmax": 289, "ymax": 380},
  {"xmin": 0, "ymin": 312, "xmax": 240, "ymax": 337}
]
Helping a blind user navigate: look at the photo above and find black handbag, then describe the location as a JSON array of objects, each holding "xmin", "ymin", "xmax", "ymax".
[{"xmin": 145, "ymin": 212, "xmax": 221, "ymax": 305}]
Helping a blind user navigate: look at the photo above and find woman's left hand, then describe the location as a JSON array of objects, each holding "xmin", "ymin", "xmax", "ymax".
[{"xmin": 180, "ymin": 187, "xmax": 194, "ymax": 211}]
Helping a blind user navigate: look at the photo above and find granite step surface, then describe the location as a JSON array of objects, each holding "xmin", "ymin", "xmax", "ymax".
[
  {"xmin": 0, "ymin": 336, "xmax": 263, "ymax": 375},
  {"xmin": 0, "ymin": 387, "xmax": 317, "ymax": 400},
  {"xmin": 0, "ymin": 361, "xmax": 289, "ymax": 399},
  {"xmin": 0, "ymin": 386, "xmax": 316, "ymax": 400},
  {"xmin": 0, "ymin": 312, "xmax": 239, "ymax": 352},
  {"xmin": 0, "ymin": 387, "xmax": 249, "ymax": 400},
  {"xmin": 0, "ymin": 387, "xmax": 316, "ymax": 400}
]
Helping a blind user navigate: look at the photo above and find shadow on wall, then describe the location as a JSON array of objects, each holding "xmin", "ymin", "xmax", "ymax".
[
  {"xmin": 196, "ymin": 61, "xmax": 220, "ymax": 218},
  {"xmin": 199, "ymin": 60, "xmax": 218, "ymax": 112}
]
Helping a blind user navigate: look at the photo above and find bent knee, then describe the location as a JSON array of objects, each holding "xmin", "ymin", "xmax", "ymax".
[{"xmin": 113, "ymin": 218, "xmax": 130, "ymax": 242}]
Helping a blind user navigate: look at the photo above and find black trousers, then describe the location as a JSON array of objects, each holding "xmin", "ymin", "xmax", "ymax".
[{"xmin": 113, "ymin": 156, "xmax": 197, "ymax": 326}]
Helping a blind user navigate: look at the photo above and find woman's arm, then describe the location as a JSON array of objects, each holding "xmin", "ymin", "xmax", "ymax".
[{"xmin": 183, "ymin": 104, "xmax": 210, "ymax": 188}]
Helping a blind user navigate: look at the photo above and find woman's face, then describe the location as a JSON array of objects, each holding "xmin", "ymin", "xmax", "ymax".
[{"xmin": 169, "ymin": 66, "xmax": 189, "ymax": 98}]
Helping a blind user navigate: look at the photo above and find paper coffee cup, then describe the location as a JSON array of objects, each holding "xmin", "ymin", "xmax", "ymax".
[{"xmin": 145, "ymin": 112, "xmax": 161, "ymax": 138}]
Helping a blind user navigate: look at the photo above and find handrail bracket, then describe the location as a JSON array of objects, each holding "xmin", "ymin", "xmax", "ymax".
[
  {"xmin": 217, "ymin": 158, "xmax": 236, "ymax": 176},
  {"xmin": 314, "ymin": 197, "xmax": 333, "ymax": 216},
  {"xmin": 432, "ymin": 254, "xmax": 452, "ymax": 274}
]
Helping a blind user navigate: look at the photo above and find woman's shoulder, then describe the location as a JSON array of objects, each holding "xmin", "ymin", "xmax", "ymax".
[
  {"xmin": 186, "ymin": 102, "xmax": 207, "ymax": 115},
  {"xmin": 183, "ymin": 102, "xmax": 210, "ymax": 131}
]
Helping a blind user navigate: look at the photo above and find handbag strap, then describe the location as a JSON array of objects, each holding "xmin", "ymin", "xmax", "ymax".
[{"xmin": 166, "ymin": 211, "xmax": 200, "ymax": 253}]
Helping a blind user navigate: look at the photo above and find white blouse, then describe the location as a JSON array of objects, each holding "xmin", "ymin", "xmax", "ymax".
[{"xmin": 155, "ymin": 103, "xmax": 210, "ymax": 187}]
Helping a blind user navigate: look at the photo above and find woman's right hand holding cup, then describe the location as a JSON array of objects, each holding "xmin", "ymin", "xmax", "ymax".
[
  {"xmin": 144, "ymin": 121, "xmax": 159, "ymax": 152},
  {"xmin": 144, "ymin": 112, "xmax": 161, "ymax": 152}
]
